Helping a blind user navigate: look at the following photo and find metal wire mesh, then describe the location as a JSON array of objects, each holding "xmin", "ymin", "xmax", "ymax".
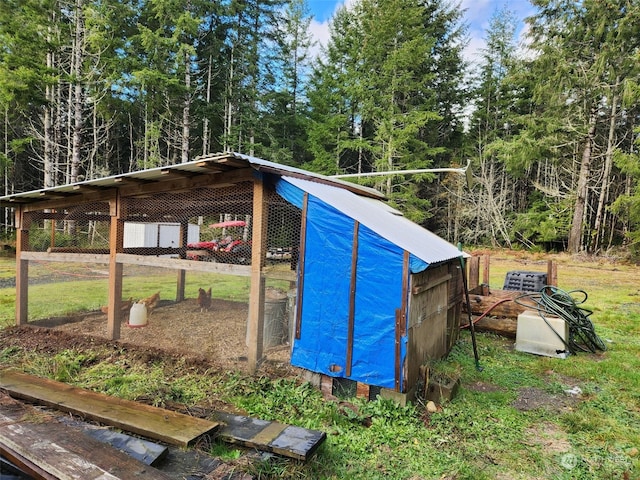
[
  {"xmin": 21, "ymin": 179, "xmax": 303, "ymax": 366},
  {"xmin": 26, "ymin": 202, "xmax": 111, "ymax": 252}
]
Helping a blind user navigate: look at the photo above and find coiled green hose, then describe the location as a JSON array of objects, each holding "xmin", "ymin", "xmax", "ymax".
[{"xmin": 514, "ymin": 286, "xmax": 607, "ymax": 355}]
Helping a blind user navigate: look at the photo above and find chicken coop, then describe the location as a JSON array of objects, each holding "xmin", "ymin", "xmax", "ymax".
[{"xmin": 2, "ymin": 153, "xmax": 465, "ymax": 401}]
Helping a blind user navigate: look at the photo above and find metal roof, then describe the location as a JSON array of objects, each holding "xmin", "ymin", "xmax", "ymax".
[
  {"xmin": 0, "ymin": 152, "xmax": 384, "ymax": 207},
  {"xmin": 282, "ymin": 176, "xmax": 464, "ymax": 265},
  {"xmin": 0, "ymin": 152, "xmax": 464, "ymax": 263}
]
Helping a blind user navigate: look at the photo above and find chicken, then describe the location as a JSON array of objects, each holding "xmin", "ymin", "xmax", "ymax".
[
  {"xmin": 100, "ymin": 297, "xmax": 133, "ymax": 315},
  {"xmin": 138, "ymin": 291, "xmax": 160, "ymax": 315},
  {"xmin": 197, "ymin": 287, "xmax": 212, "ymax": 312}
]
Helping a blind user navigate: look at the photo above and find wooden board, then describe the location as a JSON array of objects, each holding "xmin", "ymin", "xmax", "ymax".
[
  {"xmin": 214, "ymin": 412, "xmax": 326, "ymax": 462},
  {"xmin": 0, "ymin": 394, "xmax": 173, "ymax": 480},
  {"xmin": 80, "ymin": 427, "xmax": 169, "ymax": 466},
  {"xmin": 0, "ymin": 369, "xmax": 219, "ymax": 447}
]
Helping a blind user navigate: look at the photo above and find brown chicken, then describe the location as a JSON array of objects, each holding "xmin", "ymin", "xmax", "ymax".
[
  {"xmin": 139, "ymin": 291, "xmax": 160, "ymax": 315},
  {"xmin": 100, "ymin": 297, "xmax": 133, "ymax": 315},
  {"xmin": 197, "ymin": 287, "xmax": 212, "ymax": 312}
]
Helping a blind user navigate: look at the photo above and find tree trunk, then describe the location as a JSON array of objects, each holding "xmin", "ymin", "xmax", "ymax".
[
  {"xmin": 591, "ymin": 84, "xmax": 619, "ymax": 252},
  {"xmin": 202, "ymin": 55, "xmax": 212, "ymax": 156},
  {"xmin": 44, "ymin": 22, "xmax": 55, "ymax": 189},
  {"xmin": 182, "ymin": 50, "xmax": 191, "ymax": 164},
  {"xmin": 568, "ymin": 111, "xmax": 597, "ymax": 253},
  {"xmin": 71, "ymin": 3, "xmax": 83, "ymax": 184}
]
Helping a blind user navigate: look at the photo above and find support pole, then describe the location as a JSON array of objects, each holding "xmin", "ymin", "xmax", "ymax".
[
  {"xmin": 176, "ymin": 220, "xmax": 188, "ymax": 302},
  {"xmin": 107, "ymin": 194, "xmax": 124, "ymax": 340},
  {"xmin": 247, "ymin": 178, "xmax": 268, "ymax": 373},
  {"xmin": 15, "ymin": 207, "xmax": 28, "ymax": 326}
]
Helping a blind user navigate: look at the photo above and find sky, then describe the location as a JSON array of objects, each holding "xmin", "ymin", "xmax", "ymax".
[{"xmin": 306, "ymin": 0, "xmax": 536, "ymax": 65}]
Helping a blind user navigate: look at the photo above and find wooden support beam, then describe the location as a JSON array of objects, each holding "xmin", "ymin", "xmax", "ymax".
[
  {"xmin": 176, "ymin": 221, "xmax": 188, "ymax": 302},
  {"xmin": 160, "ymin": 168, "xmax": 197, "ymax": 178},
  {"xmin": 212, "ymin": 157, "xmax": 249, "ymax": 168},
  {"xmin": 345, "ymin": 221, "xmax": 359, "ymax": 377},
  {"xmin": 247, "ymin": 178, "xmax": 268, "ymax": 373},
  {"xmin": 547, "ymin": 260, "xmax": 558, "ymax": 286},
  {"xmin": 38, "ymin": 190, "xmax": 78, "ymax": 199},
  {"xmin": 395, "ymin": 251, "xmax": 410, "ymax": 392},
  {"xmin": 15, "ymin": 206, "xmax": 28, "ymax": 326},
  {"xmin": 108, "ymin": 194, "xmax": 125, "ymax": 340},
  {"xmin": 464, "ymin": 289, "xmax": 524, "ymax": 318},
  {"xmin": 113, "ymin": 176, "xmax": 153, "ymax": 186},
  {"xmin": 294, "ymin": 193, "xmax": 309, "ymax": 340},
  {"xmin": 5, "ymin": 197, "xmax": 29, "ymax": 204},
  {"xmin": 194, "ymin": 161, "xmax": 227, "ymax": 172},
  {"xmin": 482, "ymin": 254, "xmax": 490, "ymax": 285},
  {"xmin": 468, "ymin": 256, "xmax": 480, "ymax": 290},
  {"xmin": 72, "ymin": 184, "xmax": 110, "ymax": 193}
]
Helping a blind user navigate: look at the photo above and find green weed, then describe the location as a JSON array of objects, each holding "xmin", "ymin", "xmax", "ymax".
[{"xmin": 0, "ymin": 252, "xmax": 638, "ymax": 479}]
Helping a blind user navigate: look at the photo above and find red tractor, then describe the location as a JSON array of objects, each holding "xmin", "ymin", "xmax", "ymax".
[{"xmin": 187, "ymin": 220, "xmax": 252, "ymax": 264}]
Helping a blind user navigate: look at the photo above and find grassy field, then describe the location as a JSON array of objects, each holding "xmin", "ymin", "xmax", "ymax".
[{"xmin": 0, "ymin": 250, "xmax": 639, "ymax": 479}]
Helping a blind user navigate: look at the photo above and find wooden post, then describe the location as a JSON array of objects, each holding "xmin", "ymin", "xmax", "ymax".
[
  {"xmin": 482, "ymin": 254, "xmax": 490, "ymax": 285},
  {"xmin": 107, "ymin": 194, "xmax": 124, "ymax": 340},
  {"xmin": 395, "ymin": 251, "xmax": 410, "ymax": 392},
  {"xmin": 15, "ymin": 207, "xmax": 29, "ymax": 326},
  {"xmin": 176, "ymin": 221, "xmax": 188, "ymax": 302},
  {"xmin": 345, "ymin": 221, "xmax": 359, "ymax": 377},
  {"xmin": 468, "ymin": 256, "xmax": 480, "ymax": 290},
  {"xmin": 247, "ymin": 178, "xmax": 268, "ymax": 373},
  {"xmin": 294, "ymin": 193, "xmax": 308, "ymax": 340},
  {"xmin": 547, "ymin": 260, "xmax": 558, "ymax": 286}
]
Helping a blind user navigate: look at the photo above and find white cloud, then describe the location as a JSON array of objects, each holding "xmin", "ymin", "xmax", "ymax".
[
  {"xmin": 307, "ymin": 0, "xmax": 535, "ymax": 66},
  {"xmin": 460, "ymin": 0, "xmax": 536, "ymax": 67},
  {"xmin": 309, "ymin": 18, "xmax": 330, "ymax": 60},
  {"xmin": 308, "ymin": 0, "xmax": 357, "ymax": 60}
]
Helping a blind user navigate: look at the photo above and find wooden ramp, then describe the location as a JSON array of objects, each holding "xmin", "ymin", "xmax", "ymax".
[
  {"xmin": 0, "ymin": 369, "xmax": 219, "ymax": 447},
  {"xmin": 0, "ymin": 393, "xmax": 172, "ymax": 480}
]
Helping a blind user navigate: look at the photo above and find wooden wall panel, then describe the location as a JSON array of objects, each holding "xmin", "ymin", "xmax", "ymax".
[{"xmin": 405, "ymin": 265, "xmax": 452, "ymax": 392}]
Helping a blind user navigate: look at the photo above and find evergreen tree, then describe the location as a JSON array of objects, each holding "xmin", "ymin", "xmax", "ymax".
[
  {"xmin": 515, "ymin": 0, "xmax": 640, "ymax": 253},
  {"xmin": 463, "ymin": 6, "xmax": 521, "ymax": 247},
  {"xmin": 258, "ymin": 0, "xmax": 314, "ymax": 165},
  {"xmin": 307, "ymin": 0, "xmax": 467, "ymax": 223}
]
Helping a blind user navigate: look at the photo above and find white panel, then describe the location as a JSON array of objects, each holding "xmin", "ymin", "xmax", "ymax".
[
  {"xmin": 123, "ymin": 223, "xmax": 147, "ymax": 248},
  {"xmin": 158, "ymin": 224, "xmax": 179, "ymax": 247},
  {"xmin": 188, "ymin": 224, "xmax": 200, "ymax": 244},
  {"xmin": 515, "ymin": 310, "xmax": 569, "ymax": 359}
]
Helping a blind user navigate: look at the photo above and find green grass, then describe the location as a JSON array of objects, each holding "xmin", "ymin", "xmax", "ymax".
[
  {"xmin": 0, "ymin": 258, "xmax": 253, "ymax": 327},
  {"xmin": 1, "ymin": 251, "xmax": 639, "ymax": 478}
]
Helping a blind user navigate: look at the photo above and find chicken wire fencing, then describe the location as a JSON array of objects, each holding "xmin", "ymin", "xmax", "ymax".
[{"xmin": 20, "ymin": 181, "xmax": 303, "ymax": 366}]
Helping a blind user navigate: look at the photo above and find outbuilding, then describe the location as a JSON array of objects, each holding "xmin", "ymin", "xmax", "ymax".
[{"xmin": 1, "ymin": 152, "xmax": 465, "ymax": 402}]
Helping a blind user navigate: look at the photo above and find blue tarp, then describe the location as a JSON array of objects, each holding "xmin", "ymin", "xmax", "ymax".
[{"xmin": 275, "ymin": 178, "xmax": 408, "ymax": 389}]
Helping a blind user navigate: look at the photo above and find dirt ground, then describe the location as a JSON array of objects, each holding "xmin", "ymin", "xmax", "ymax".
[{"xmin": 7, "ymin": 296, "xmax": 296, "ymax": 379}]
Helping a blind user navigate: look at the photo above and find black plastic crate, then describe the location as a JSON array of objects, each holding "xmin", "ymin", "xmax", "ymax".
[{"xmin": 503, "ymin": 271, "xmax": 547, "ymax": 292}]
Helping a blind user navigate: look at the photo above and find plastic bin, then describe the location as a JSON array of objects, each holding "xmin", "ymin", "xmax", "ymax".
[
  {"xmin": 515, "ymin": 310, "xmax": 568, "ymax": 359},
  {"xmin": 503, "ymin": 271, "xmax": 547, "ymax": 292},
  {"xmin": 245, "ymin": 288, "xmax": 288, "ymax": 348}
]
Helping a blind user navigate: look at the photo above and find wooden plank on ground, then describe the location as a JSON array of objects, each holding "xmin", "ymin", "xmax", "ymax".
[
  {"xmin": 0, "ymin": 369, "xmax": 219, "ymax": 447},
  {"xmin": 81, "ymin": 427, "xmax": 169, "ymax": 466},
  {"xmin": 214, "ymin": 412, "xmax": 326, "ymax": 462},
  {"xmin": 0, "ymin": 394, "xmax": 172, "ymax": 480}
]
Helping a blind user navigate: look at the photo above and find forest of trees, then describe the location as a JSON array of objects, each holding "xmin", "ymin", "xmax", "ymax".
[{"xmin": 1, "ymin": 0, "xmax": 639, "ymax": 256}]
